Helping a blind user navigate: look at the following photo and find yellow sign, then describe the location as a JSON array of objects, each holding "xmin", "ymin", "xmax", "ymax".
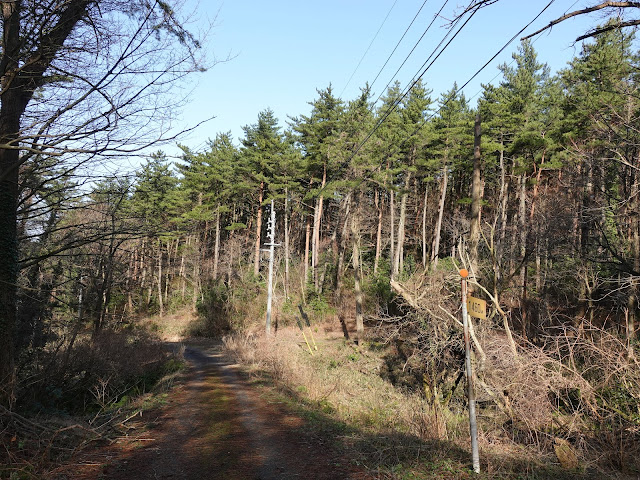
[{"xmin": 467, "ymin": 296, "xmax": 486, "ymax": 319}]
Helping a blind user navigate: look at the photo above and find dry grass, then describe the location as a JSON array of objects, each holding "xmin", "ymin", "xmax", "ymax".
[
  {"xmin": 222, "ymin": 322, "xmax": 592, "ymax": 479},
  {"xmin": 1, "ymin": 328, "xmax": 186, "ymax": 478},
  {"xmin": 138, "ymin": 307, "xmax": 198, "ymax": 341},
  {"xmin": 224, "ymin": 324, "xmax": 448, "ymax": 436}
]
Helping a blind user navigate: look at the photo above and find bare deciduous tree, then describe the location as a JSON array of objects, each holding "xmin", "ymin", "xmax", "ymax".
[{"xmin": 0, "ymin": 0, "xmax": 209, "ymax": 406}]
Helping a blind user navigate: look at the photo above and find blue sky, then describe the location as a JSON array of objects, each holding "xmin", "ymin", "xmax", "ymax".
[{"xmin": 171, "ymin": 1, "xmax": 598, "ymax": 154}]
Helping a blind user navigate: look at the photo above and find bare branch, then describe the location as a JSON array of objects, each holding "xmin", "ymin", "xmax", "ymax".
[
  {"xmin": 576, "ymin": 18, "xmax": 640, "ymax": 40},
  {"xmin": 522, "ymin": 1, "xmax": 640, "ymax": 40}
]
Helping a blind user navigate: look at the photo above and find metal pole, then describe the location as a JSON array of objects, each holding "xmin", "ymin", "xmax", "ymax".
[
  {"xmin": 266, "ymin": 200, "xmax": 275, "ymax": 334},
  {"xmin": 461, "ymin": 269, "xmax": 480, "ymax": 473}
]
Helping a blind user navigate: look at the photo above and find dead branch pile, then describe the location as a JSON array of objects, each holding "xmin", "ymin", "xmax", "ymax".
[{"xmin": 377, "ymin": 268, "xmax": 640, "ymax": 471}]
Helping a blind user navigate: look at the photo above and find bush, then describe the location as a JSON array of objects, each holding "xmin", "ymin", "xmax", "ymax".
[
  {"xmin": 15, "ymin": 330, "xmax": 172, "ymax": 414},
  {"xmin": 191, "ymin": 282, "xmax": 232, "ymax": 336}
]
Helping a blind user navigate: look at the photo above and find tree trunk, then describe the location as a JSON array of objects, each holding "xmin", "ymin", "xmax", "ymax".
[
  {"xmin": 351, "ymin": 196, "xmax": 364, "ymax": 343},
  {"xmin": 0, "ymin": 7, "xmax": 22, "ymax": 406},
  {"xmin": 164, "ymin": 238, "xmax": 172, "ymax": 307},
  {"xmin": 313, "ymin": 198, "xmax": 324, "ymax": 289},
  {"xmin": 431, "ymin": 164, "xmax": 448, "ymax": 269},
  {"xmin": 469, "ymin": 113, "xmax": 482, "ymax": 271},
  {"xmin": 628, "ymin": 163, "xmax": 639, "ymax": 350},
  {"xmin": 227, "ymin": 231, "xmax": 234, "ymax": 287},
  {"xmin": 126, "ymin": 250, "xmax": 134, "ymax": 314},
  {"xmin": 335, "ymin": 194, "xmax": 352, "ymax": 292},
  {"xmin": 140, "ymin": 237, "xmax": 147, "ymax": 291},
  {"xmin": 422, "ymin": 184, "xmax": 429, "ymax": 268},
  {"xmin": 374, "ymin": 189, "xmax": 383, "ymax": 275},
  {"xmin": 179, "ymin": 240, "xmax": 186, "ymax": 301},
  {"xmin": 518, "ymin": 173, "xmax": 527, "ymax": 337},
  {"xmin": 390, "ymin": 190, "xmax": 396, "ymax": 279},
  {"xmin": 304, "ymin": 216, "xmax": 311, "ymax": 285},
  {"xmin": 100, "ymin": 236, "xmax": 118, "ymax": 331},
  {"xmin": 393, "ymin": 172, "xmax": 411, "ymax": 278},
  {"xmin": 254, "ymin": 182, "xmax": 264, "ymax": 276},
  {"xmin": 334, "ymin": 193, "xmax": 352, "ymax": 340},
  {"xmin": 213, "ymin": 208, "xmax": 220, "ymax": 281},
  {"xmin": 192, "ymin": 235, "xmax": 200, "ymax": 311},
  {"xmin": 312, "ymin": 167, "xmax": 327, "ymax": 290},
  {"xmin": 157, "ymin": 240, "xmax": 164, "ymax": 317},
  {"xmin": 0, "ymin": 0, "xmax": 91, "ymax": 407},
  {"xmin": 312, "ymin": 198, "xmax": 319, "ymax": 287},
  {"xmin": 284, "ymin": 192, "xmax": 290, "ymax": 297},
  {"xmin": 496, "ymin": 141, "xmax": 508, "ymax": 295},
  {"xmin": 144, "ymin": 238, "xmax": 153, "ymax": 307}
]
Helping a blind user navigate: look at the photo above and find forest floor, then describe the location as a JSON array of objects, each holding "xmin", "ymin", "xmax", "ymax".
[{"xmin": 51, "ymin": 339, "xmax": 369, "ymax": 479}]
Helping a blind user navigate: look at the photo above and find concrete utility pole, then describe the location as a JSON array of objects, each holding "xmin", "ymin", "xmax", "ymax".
[{"xmin": 265, "ymin": 200, "xmax": 276, "ymax": 334}]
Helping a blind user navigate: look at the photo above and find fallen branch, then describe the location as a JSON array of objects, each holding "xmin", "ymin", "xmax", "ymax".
[{"xmin": 390, "ymin": 279, "xmax": 421, "ymax": 310}]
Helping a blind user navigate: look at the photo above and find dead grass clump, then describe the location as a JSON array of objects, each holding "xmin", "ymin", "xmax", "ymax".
[
  {"xmin": 548, "ymin": 324, "xmax": 640, "ymax": 472},
  {"xmin": 16, "ymin": 329, "xmax": 172, "ymax": 414},
  {"xmin": 473, "ymin": 322, "xmax": 640, "ymax": 474},
  {"xmin": 3, "ymin": 329, "xmax": 182, "ymax": 478},
  {"xmin": 377, "ymin": 266, "xmax": 640, "ymax": 474},
  {"xmin": 139, "ymin": 307, "xmax": 197, "ymax": 341},
  {"xmin": 224, "ymin": 327, "xmax": 302, "ymax": 385},
  {"xmin": 0, "ymin": 405, "xmax": 103, "ymax": 479},
  {"xmin": 224, "ymin": 322, "xmax": 597, "ymax": 478}
]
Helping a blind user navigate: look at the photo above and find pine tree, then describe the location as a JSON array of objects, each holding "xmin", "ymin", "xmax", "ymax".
[
  {"xmin": 331, "ymin": 85, "xmax": 376, "ymax": 340},
  {"xmin": 290, "ymin": 86, "xmax": 345, "ymax": 288},
  {"xmin": 425, "ymin": 83, "xmax": 473, "ymax": 268},
  {"xmin": 176, "ymin": 132, "xmax": 239, "ymax": 284},
  {"xmin": 374, "ymin": 81, "xmax": 406, "ymax": 280},
  {"xmin": 393, "ymin": 79, "xmax": 433, "ymax": 278},
  {"xmin": 240, "ymin": 109, "xmax": 287, "ymax": 276},
  {"xmin": 560, "ymin": 25, "xmax": 640, "ymax": 332},
  {"xmin": 130, "ymin": 152, "xmax": 178, "ymax": 315}
]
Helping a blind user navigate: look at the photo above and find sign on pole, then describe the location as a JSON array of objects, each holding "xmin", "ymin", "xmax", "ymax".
[
  {"xmin": 467, "ymin": 296, "xmax": 486, "ymax": 319},
  {"xmin": 459, "ymin": 269, "xmax": 480, "ymax": 474}
]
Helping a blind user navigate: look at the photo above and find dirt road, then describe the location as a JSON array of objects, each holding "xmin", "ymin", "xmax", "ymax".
[{"xmin": 59, "ymin": 342, "xmax": 365, "ymax": 479}]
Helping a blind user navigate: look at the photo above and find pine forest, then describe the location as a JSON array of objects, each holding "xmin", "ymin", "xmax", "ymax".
[{"xmin": 1, "ymin": 1, "xmax": 640, "ymax": 478}]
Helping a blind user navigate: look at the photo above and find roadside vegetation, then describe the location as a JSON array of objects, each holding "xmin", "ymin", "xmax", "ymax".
[
  {"xmin": 221, "ymin": 261, "xmax": 639, "ymax": 479},
  {"xmin": 0, "ymin": 327, "xmax": 185, "ymax": 479},
  {"xmin": 2, "ymin": 3, "xmax": 640, "ymax": 479}
]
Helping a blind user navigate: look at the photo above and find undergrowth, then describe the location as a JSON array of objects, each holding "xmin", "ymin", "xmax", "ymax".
[
  {"xmin": 222, "ymin": 325, "xmax": 600, "ymax": 479},
  {"xmin": 0, "ymin": 330, "xmax": 186, "ymax": 479}
]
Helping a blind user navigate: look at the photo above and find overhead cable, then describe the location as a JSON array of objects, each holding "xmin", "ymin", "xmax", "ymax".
[
  {"xmin": 369, "ymin": 0, "xmax": 435, "ymax": 92},
  {"xmin": 351, "ymin": 5, "xmax": 478, "ymax": 159},
  {"xmin": 373, "ymin": 0, "xmax": 451, "ymax": 106},
  {"xmin": 376, "ymin": 0, "xmax": 558, "ymax": 168},
  {"xmin": 339, "ymin": 0, "xmax": 399, "ymax": 99}
]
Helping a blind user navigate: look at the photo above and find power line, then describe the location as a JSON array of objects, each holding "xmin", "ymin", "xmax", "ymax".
[
  {"xmin": 465, "ymin": 14, "xmax": 550, "ymax": 104},
  {"xmin": 369, "ymin": 0, "xmax": 434, "ymax": 92},
  {"xmin": 382, "ymin": 0, "xmax": 558, "ymax": 166},
  {"xmin": 351, "ymin": 5, "xmax": 478, "ymax": 159},
  {"xmin": 349, "ymin": 0, "xmax": 557, "ymax": 168},
  {"xmin": 339, "ymin": 0, "xmax": 399, "ymax": 99},
  {"xmin": 335, "ymin": 0, "xmax": 463, "ymax": 162},
  {"xmin": 373, "ymin": 0, "xmax": 451, "ymax": 106}
]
